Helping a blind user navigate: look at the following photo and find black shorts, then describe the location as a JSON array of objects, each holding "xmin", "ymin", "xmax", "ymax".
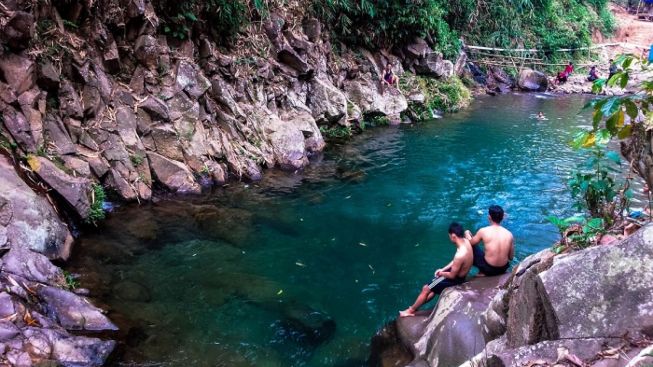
[
  {"xmin": 473, "ymin": 246, "xmax": 509, "ymax": 276},
  {"xmin": 426, "ymin": 276, "xmax": 466, "ymax": 295}
]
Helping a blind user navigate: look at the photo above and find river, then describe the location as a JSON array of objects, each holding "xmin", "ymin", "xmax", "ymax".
[{"xmin": 68, "ymin": 93, "xmax": 625, "ymax": 366}]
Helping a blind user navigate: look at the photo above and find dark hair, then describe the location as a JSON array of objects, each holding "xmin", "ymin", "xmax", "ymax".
[
  {"xmin": 489, "ymin": 205, "xmax": 504, "ymax": 223},
  {"xmin": 448, "ymin": 222, "xmax": 464, "ymax": 237}
]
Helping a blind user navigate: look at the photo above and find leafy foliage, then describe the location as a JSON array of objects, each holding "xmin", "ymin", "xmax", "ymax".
[
  {"xmin": 311, "ymin": 0, "xmax": 612, "ymax": 61},
  {"xmin": 547, "ymin": 215, "xmax": 605, "ymax": 251},
  {"xmin": 155, "ymin": 0, "xmax": 250, "ymax": 43},
  {"xmin": 86, "ymin": 184, "xmax": 107, "ymax": 226},
  {"xmin": 401, "ymin": 73, "xmax": 472, "ymax": 119},
  {"xmin": 311, "ymin": 0, "xmax": 460, "ymax": 57},
  {"xmin": 548, "ymin": 53, "xmax": 652, "ymax": 251},
  {"xmin": 319, "ymin": 125, "xmax": 353, "ymax": 140}
]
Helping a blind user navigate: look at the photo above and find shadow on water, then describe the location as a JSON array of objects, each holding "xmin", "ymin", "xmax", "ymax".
[{"xmin": 69, "ymin": 94, "xmax": 605, "ymax": 366}]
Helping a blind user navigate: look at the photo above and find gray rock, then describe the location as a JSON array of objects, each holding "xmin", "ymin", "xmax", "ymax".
[
  {"xmin": 23, "ymin": 327, "xmax": 115, "ymax": 367},
  {"xmin": 0, "ymin": 321, "xmax": 20, "ymax": 342},
  {"xmin": 134, "ymin": 35, "xmax": 159, "ymax": 69},
  {"xmin": 2, "ymin": 11, "xmax": 35, "ymax": 50},
  {"xmin": 277, "ymin": 47, "xmax": 312, "ymax": 75},
  {"xmin": 1, "ymin": 104, "xmax": 36, "ymax": 153},
  {"xmin": 344, "ymin": 76, "xmax": 408, "ymax": 118},
  {"xmin": 415, "ymin": 53, "xmax": 454, "ymax": 79},
  {"xmin": 29, "ymin": 157, "xmax": 92, "ymax": 219},
  {"xmin": 37, "ymin": 286, "xmax": 118, "ymax": 331},
  {"xmin": 404, "ymin": 38, "xmax": 431, "ymax": 59},
  {"xmin": 1, "ymin": 247, "xmax": 64, "ymax": 286},
  {"xmin": 397, "ymin": 275, "xmax": 509, "ymax": 367},
  {"xmin": 0, "ymin": 155, "xmax": 73, "ymax": 259},
  {"xmin": 517, "ymin": 68, "xmax": 548, "ymax": 92},
  {"xmin": 147, "ymin": 152, "xmax": 201, "ymax": 194},
  {"xmin": 0, "ymin": 53, "xmax": 35, "ymax": 95},
  {"xmin": 58, "ymin": 80, "xmax": 84, "ymax": 119},
  {"xmin": 139, "ymin": 95, "xmax": 170, "ymax": 121},
  {"xmin": 37, "ymin": 61, "xmax": 61, "ymax": 91},
  {"xmin": 309, "ymin": 77, "xmax": 348, "ymax": 125},
  {"xmin": 538, "ymin": 225, "xmax": 653, "ymax": 341},
  {"xmin": 44, "ymin": 115, "xmax": 76, "ymax": 155},
  {"xmin": 175, "ymin": 61, "xmax": 211, "ymax": 98},
  {"xmin": 303, "ymin": 18, "xmax": 321, "ymax": 42}
]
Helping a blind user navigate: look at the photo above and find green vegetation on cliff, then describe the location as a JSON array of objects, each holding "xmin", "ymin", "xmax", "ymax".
[{"xmin": 311, "ymin": 0, "xmax": 613, "ymax": 60}]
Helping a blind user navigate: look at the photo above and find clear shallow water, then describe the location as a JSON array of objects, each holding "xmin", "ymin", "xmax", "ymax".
[{"xmin": 70, "ymin": 94, "xmax": 604, "ymax": 366}]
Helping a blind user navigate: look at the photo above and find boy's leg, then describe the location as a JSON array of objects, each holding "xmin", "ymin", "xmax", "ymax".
[{"xmin": 400, "ymin": 285, "xmax": 433, "ymax": 317}]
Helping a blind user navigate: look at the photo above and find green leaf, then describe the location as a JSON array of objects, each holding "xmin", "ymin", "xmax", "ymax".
[
  {"xmin": 617, "ymin": 125, "xmax": 632, "ymax": 139},
  {"xmin": 623, "ymin": 99, "xmax": 638, "ymax": 119},
  {"xmin": 595, "ymin": 129, "xmax": 611, "ymax": 146},
  {"xmin": 601, "ymin": 97, "xmax": 622, "ymax": 117},
  {"xmin": 619, "ymin": 72, "xmax": 629, "ymax": 89},
  {"xmin": 592, "ymin": 110, "xmax": 603, "ymax": 131}
]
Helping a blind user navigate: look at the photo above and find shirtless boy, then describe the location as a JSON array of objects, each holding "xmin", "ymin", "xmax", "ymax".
[
  {"xmin": 399, "ymin": 223, "xmax": 473, "ymax": 317},
  {"xmin": 465, "ymin": 205, "xmax": 514, "ymax": 276}
]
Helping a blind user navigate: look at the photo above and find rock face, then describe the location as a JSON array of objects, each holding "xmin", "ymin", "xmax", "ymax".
[
  {"xmin": 0, "ymin": 248, "xmax": 116, "ymax": 366},
  {"xmin": 517, "ymin": 68, "xmax": 548, "ymax": 92},
  {"xmin": 0, "ymin": 155, "xmax": 73, "ymax": 260},
  {"xmin": 392, "ymin": 225, "xmax": 653, "ymax": 367},
  {"xmin": 396, "ymin": 275, "xmax": 509, "ymax": 367}
]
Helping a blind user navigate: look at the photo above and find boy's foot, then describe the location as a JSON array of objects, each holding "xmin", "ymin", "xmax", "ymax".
[{"xmin": 399, "ymin": 307, "xmax": 416, "ymax": 317}]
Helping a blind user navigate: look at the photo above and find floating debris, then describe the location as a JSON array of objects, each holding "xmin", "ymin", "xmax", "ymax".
[
  {"xmin": 295, "ymin": 261, "xmax": 306, "ymax": 267},
  {"xmin": 345, "ymin": 195, "xmax": 351, "ymax": 199},
  {"xmin": 386, "ymin": 203, "xmax": 392, "ymax": 207},
  {"xmin": 358, "ymin": 242, "xmax": 367, "ymax": 247},
  {"xmin": 277, "ymin": 290, "xmax": 283, "ymax": 295},
  {"xmin": 300, "ymin": 218, "xmax": 304, "ymax": 222},
  {"xmin": 368, "ymin": 264, "xmax": 375, "ymax": 274}
]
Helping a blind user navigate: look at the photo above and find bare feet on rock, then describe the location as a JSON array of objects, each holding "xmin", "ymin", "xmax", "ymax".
[{"xmin": 399, "ymin": 307, "xmax": 416, "ymax": 317}]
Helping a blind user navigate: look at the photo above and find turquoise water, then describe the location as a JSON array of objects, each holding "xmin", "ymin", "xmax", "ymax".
[{"xmin": 70, "ymin": 94, "xmax": 603, "ymax": 366}]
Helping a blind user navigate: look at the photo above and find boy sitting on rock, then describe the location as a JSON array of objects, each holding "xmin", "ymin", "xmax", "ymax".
[{"xmin": 399, "ymin": 223, "xmax": 473, "ymax": 317}]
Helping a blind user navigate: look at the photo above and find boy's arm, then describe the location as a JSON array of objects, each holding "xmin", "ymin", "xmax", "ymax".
[
  {"xmin": 465, "ymin": 228, "xmax": 484, "ymax": 246},
  {"xmin": 440, "ymin": 257, "xmax": 461, "ymax": 280},
  {"xmin": 435, "ymin": 260, "xmax": 454, "ymax": 276}
]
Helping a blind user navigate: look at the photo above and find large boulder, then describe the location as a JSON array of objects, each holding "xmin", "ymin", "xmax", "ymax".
[
  {"xmin": 0, "ymin": 155, "xmax": 73, "ymax": 259},
  {"xmin": 1, "ymin": 247, "xmax": 64, "ymax": 286},
  {"xmin": 415, "ymin": 53, "xmax": 454, "ymax": 79},
  {"xmin": 469, "ymin": 225, "xmax": 653, "ymax": 366},
  {"xmin": 28, "ymin": 156, "xmax": 92, "ymax": 219},
  {"xmin": 147, "ymin": 152, "xmax": 201, "ymax": 194},
  {"xmin": 397, "ymin": 275, "xmax": 509, "ymax": 367},
  {"xmin": 517, "ymin": 68, "xmax": 548, "ymax": 92},
  {"xmin": 37, "ymin": 286, "xmax": 118, "ymax": 331},
  {"xmin": 260, "ymin": 111, "xmax": 309, "ymax": 170},
  {"xmin": 308, "ymin": 77, "xmax": 348, "ymax": 125},
  {"xmin": 344, "ymin": 77, "xmax": 408, "ymax": 118}
]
